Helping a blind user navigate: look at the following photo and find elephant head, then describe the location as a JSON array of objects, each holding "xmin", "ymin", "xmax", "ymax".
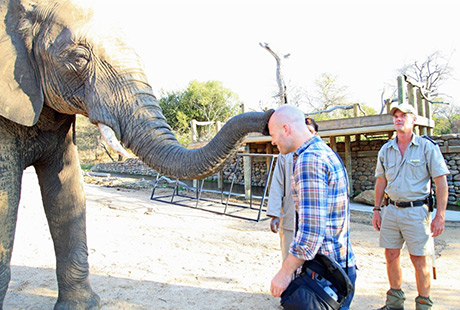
[
  {"xmin": 0, "ymin": 0, "xmax": 273, "ymax": 308},
  {"xmin": 0, "ymin": 0, "xmax": 273, "ymax": 179}
]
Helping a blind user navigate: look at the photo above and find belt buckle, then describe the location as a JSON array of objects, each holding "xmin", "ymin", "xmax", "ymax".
[{"xmin": 394, "ymin": 201, "xmax": 410, "ymax": 208}]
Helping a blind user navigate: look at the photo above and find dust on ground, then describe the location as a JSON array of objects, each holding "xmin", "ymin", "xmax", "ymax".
[{"xmin": 6, "ymin": 169, "xmax": 460, "ymax": 309}]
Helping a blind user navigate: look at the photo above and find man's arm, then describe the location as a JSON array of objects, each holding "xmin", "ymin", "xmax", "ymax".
[
  {"xmin": 270, "ymin": 254, "xmax": 304, "ymax": 297},
  {"xmin": 431, "ymin": 174, "xmax": 448, "ymax": 237},
  {"xmin": 372, "ymin": 177, "xmax": 387, "ymax": 231},
  {"xmin": 270, "ymin": 151, "xmax": 326, "ymax": 297}
]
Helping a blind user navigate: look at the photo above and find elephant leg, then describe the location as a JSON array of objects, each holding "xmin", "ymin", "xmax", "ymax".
[
  {"xmin": 0, "ymin": 156, "xmax": 22, "ymax": 307},
  {"xmin": 34, "ymin": 137, "xmax": 100, "ymax": 310}
]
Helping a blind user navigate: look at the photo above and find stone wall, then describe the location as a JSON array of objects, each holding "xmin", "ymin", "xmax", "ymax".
[
  {"xmin": 92, "ymin": 158, "xmax": 157, "ymax": 176},
  {"xmin": 90, "ymin": 134, "xmax": 460, "ymax": 206},
  {"xmin": 334, "ymin": 134, "xmax": 460, "ymax": 206}
]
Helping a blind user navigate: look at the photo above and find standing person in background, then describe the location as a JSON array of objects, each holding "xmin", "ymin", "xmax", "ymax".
[
  {"xmin": 373, "ymin": 103, "xmax": 449, "ymax": 310},
  {"xmin": 268, "ymin": 105, "xmax": 356, "ymax": 310},
  {"xmin": 267, "ymin": 118, "xmax": 318, "ymax": 262}
]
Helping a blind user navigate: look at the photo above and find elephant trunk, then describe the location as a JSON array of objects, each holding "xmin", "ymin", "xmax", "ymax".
[{"xmin": 120, "ymin": 104, "xmax": 274, "ymax": 180}]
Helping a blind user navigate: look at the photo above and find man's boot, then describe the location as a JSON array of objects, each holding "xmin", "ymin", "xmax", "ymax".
[
  {"xmin": 415, "ymin": 296, "xmax": 433, "ymax": 310},
  {"xmin": 377, "ymin": 288, "xmax": 405, "ymax": 310}
]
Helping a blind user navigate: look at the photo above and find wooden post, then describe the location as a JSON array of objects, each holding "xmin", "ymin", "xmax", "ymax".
[
  {"xmin": 216, "ymin": 121, "xmax": 223, "ymax": 132},
  {"xmin": 353, "ymin": 103, "xmax": 359, "ymax": 117},
  {"xmin": 330, "ymin": 136, "xmax": 337, "ymax": 152},
  {"xmin": 385, "ymin": 99, "xmax": 392, "ymax": 114},
  {"xmin": 353, "ymin": 104, "xmax": 360, "ymax": 141},
  {"xmin": 407, "ymin": 84, "xmax": 419, "ymax": 135},
  {"xmin": 397, "ymin": 76, "xmax": 406, "ymax": 104},
  {"xmin": 425, "ymin": 94, "xmax": 433, "ymax": 136},
  {"xmin": 417, "ymin": 89, "xmax": 427, "ymax": 136},
  {"xmin": 407, "ymin": 84, "xmax": 416, "ymax": 110},
  {"xmin": 345, "ymin": 135, "xmax": 353, "ymax": 196},
  {"xmin": 191, "ymin": 119, "xmax": 197, "ymax": 142},
  {"xmin": 217, "ymin": 170, "xmax": 223, "ymax": 190},
  {"xmin": 265, "ymin": 143, "xmax": 272, "ymax": 170},
  {"xmin": 243, "ymin": 145, "xmax": 251, "ymax": 200}
]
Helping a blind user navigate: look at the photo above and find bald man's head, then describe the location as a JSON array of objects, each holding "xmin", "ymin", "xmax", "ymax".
[{"xmin": 268, "ymin": 105, "xmax": 312, "ymax": 154}]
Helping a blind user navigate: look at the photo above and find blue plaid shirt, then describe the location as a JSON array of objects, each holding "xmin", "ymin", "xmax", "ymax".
[{"xmin": 290, "ymin": 136, "xmax": 356, "ymax": 268}]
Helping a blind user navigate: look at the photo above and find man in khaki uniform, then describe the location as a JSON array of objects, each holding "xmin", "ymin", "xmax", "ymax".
[{"xmin": 372, "ymin": 103, "xmax": 449, "ymax": 310}]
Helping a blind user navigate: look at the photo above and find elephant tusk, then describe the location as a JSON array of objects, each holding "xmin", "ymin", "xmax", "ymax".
[{"xmin": 98, "ymin": 123, "xmax": 131, "ymax": 158}]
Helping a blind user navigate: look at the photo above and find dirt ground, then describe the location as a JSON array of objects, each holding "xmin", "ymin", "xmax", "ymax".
[{"xmin": 6, "ymin": 168, "xmax": 460, "ymax": 309}]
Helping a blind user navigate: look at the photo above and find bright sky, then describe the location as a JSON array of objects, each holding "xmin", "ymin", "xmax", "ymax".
[{"xmin": 91, "ymin": 0, "xmax": 459, "ymax": 113}]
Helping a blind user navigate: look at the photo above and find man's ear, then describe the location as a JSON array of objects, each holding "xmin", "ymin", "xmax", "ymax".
[{"xmin": 282, "ymin": 124, "xmax": 291, "ymax": 135}]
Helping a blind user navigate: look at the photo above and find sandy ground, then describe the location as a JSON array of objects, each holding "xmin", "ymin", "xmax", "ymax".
[{"xmin": 5, "ymin": 168, "xmax": 460, "ymax": 309}]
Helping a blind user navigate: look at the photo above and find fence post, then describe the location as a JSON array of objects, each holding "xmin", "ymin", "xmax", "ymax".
[
  {"xmin": 216, "ymin": 121, "xmax": 223, "ymax": 133},
  {"xmin": 425, "ymin": 94, "xmax": 433, "ymax": 136},
  {"xmin": 353, "ymin": 103, "xmax": 359, "ymax": 117},
  {"xmin": 407, "ymin": 83, "xmax": 419, "ymax": 134},
  {"xmin": 385, "ymin": 99, "xmax": 392, "ymax": 114},
  {"xmin": 397, "ymin": 75, "xmax": 406, "ymax": 104},
  {"xmin": 416, "ymin": 89, "xmax": 427, "ymax": 136},
  {"xmin": 345, "ymin": 135, "xmax": 353, "ymax": 196},
  {"xmin": 243, "ymin": 145, "xmax": 252, "ymax": 200},
  {"xmin": 191, "ymin": 119, "xmax": 197, "ymax": 142}
]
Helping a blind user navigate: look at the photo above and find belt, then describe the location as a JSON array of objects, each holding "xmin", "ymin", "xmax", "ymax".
[{"xmin": 388, "ymin": 198, "xmax": 427, "ymax": 208}]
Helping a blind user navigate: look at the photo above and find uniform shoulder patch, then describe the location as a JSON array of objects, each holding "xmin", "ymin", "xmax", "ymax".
[{"xmin": 422, "ymin": 135, "xmax": 438, "ymax": 145}]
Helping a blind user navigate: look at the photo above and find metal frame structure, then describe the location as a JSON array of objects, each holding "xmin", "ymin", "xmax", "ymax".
[{"xmin": 150, "ymin": 153, "xmax": 277, "ymax": 221}]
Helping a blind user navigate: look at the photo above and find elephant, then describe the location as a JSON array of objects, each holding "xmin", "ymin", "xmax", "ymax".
[{"xmin": 0, "ymin": 0, "xmax": 274, "ymax": 309}]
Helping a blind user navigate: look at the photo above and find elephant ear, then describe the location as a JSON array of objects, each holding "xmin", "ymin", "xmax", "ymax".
[{"xmin": 0, "ymin": 1, "xmax": 43, "ymax": 126}]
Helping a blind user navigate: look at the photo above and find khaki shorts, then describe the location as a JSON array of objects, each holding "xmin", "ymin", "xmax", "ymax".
[{"xmin": 379, "ymin": 204, "xmax": 433, "ymax": 256}]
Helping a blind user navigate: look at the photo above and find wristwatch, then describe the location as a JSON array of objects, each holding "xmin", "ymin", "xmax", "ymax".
[{"xmin": 373, "ymin": 207, "xmax": 381, "ymax": 212}]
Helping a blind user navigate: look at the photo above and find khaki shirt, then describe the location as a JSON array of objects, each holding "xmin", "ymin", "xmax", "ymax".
[
  {"xmin": 375, "ymin": 134, "xmax": 449, "ymax": 202},
  {"xmin": 267, "ymin": 153, "xmax": 295, "ymax": 231}
]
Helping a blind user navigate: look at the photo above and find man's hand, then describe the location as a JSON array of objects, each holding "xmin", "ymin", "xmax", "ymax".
[
  {"xmin": 270, "ymin": 269, "xmax": 292, "ymax": 297},
  {"xmin": 270, "ymin": 217, "xmax": 280, "ymax": 233},
  {"xmin": 431, "ymin": 214, "xmax": 445, "ymax": 237},
  {"xmin": 432, "ymin": 175, "xmax": 448, "ymax": 237},
  {"xmin": 270, "ymin": 254, "xmax": 304, "ymax": 298},
  {"xmin": 372, "ymin": 211, "xmax": 382, "ymax": 231}
]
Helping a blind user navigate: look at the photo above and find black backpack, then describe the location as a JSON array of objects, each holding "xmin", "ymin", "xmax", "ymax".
[{"xmin": 280, "ymin": 254, "xmax": 354, "ymax": 310}]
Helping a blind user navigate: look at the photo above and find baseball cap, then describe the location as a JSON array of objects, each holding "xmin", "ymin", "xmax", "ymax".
[{"xmin": 390, "ymin": 103, "xmax": 417, "ymax": 116}]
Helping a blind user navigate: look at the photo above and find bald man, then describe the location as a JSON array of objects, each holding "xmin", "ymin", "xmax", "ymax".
[{"xmin": 268, "ymin": 105, "xmax": 357, "ymax": 310}]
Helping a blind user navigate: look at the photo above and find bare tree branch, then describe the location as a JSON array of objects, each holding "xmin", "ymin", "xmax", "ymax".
[{"xmin": 259, "ymin": 42, "xmax": 290, "ymax": 106}]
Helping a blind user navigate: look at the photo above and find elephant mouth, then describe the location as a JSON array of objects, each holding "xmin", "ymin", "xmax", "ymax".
[{"xmin": 98, "ymin": 123, "xmax": 130, "ymax": 158}]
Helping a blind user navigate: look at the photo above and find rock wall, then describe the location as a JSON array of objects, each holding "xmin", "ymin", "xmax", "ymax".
[{"xmin": 90, "ymin": 134, "xmax": 460, "ymax": 206}]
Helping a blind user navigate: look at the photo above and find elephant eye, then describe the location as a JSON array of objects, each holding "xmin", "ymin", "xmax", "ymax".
[{"xmin": 69, "ymin": 47, "xmax": 90, "ymax": 71}]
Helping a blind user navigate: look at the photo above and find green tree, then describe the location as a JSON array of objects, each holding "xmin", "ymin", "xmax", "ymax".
[
  {"xmin": 183, "ymin": 80, "xmax": 241, "ymax": 122},
  {"xmin": 159, "ymin": 80, "xmax": 241, "ymax": 143},
  {"xmin": 433, "ymin": 103, "xmax": 460, "ymax": 134}
]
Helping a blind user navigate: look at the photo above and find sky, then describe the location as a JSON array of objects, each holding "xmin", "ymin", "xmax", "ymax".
[{"xmin": 90, "ymin": 0, "xmax": 460, "ymax": 113}]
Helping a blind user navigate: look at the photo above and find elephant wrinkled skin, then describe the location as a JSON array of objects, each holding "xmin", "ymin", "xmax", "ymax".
[{"xmin": 0, "ymin": 1, "xmax": 273, "ymax": 308}]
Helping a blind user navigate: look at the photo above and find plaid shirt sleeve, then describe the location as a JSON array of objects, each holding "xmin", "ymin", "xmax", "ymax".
[{"xmin": 290, "ymin": 151, "xmax": 328, "ymax": 260}]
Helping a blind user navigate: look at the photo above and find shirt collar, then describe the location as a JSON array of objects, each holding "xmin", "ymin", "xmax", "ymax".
[
  {"xmin": 294, "ymin": 135, "xmax": 320, "ymax": 157},
  {"xmin": 390, "ymin": 133, "xmax": 419, "ymax": 149}
]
